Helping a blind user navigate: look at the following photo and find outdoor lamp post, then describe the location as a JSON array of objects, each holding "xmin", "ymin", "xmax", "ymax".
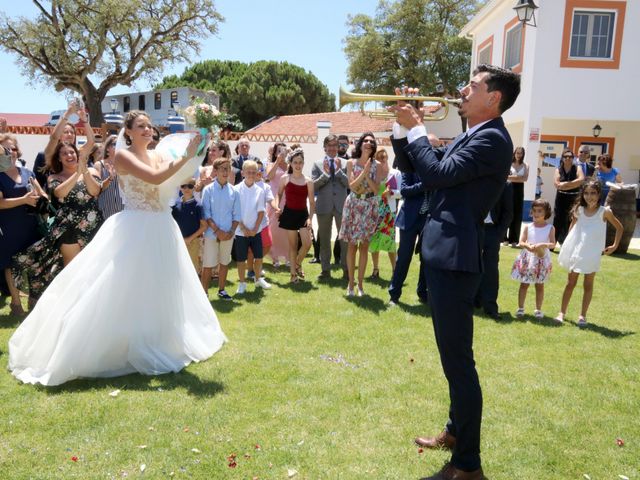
[
  {"xmin": 172, "ymin": 100, "xmax": 180, "ymax": 115},
  {"xmin": 110, "ymin": 98, "xmax": 118, "ymax": 114},
  {"xmin": 592, "ymin": 123, "xmax": 602, "ymax": 138},
  {"xmin": 514, "ymin": 0, "xmax": 538, "ymax": 27}
]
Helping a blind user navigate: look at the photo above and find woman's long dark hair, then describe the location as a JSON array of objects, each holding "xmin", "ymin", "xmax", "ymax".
[
  {"xmin": 512, "ymin": 146, "xmax": 525, "ymax": 164},
  {"xmin": 352, "ymin": 131, "xmax": 376, "ymax": 160},
  {"xmin": 47, "ymin": 141, "xmax": 79, "ymax": 174}
]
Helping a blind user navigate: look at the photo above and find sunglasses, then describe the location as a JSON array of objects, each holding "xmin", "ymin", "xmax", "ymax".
[
  {"xmin": 339, "ymin": 143, "xmax": 349, "ymax": 147},
  {"xmin": 362, "ymin": 139, "xmax": 375, "ymax": 144},
  {"xmin": 180, "ymin": 183, "xmax": 195, "ymax": 189},
  {"xmin": 562, "ymin": 155, "xmax": 573, "ymax": 158}
]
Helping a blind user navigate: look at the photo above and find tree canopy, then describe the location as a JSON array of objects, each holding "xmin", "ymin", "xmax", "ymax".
[
  {"xmin": 156, "ymin": 60, "xmax": 336, "ymax": 129},
  {"xmin": 0, "ymin": 0, "xmax": 223, "ymax": 126},
  {"xmin": 343, "ymin": 0, "xmax": 481, "ymax": 97}
]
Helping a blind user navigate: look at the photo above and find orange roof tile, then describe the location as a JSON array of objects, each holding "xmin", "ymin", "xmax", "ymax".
[
  {"xmin": 247, "ymin": 111, "xmax": 394, "ymax": 136},
  {"xmin": 0, "ymin": 113, "xmax": 51, "ymax": 127}
]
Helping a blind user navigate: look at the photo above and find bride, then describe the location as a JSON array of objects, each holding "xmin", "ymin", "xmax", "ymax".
[{"xmin": 9, "ymin": 111, "xmax": 227, "ymax": 386}]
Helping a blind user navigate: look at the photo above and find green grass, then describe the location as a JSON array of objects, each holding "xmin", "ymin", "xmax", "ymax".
[{"xmin": 1, "ymin": 247, "xmax": 638, "ymax": 479}]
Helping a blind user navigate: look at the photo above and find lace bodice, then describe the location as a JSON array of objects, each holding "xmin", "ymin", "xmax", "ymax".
[{"xmin": 118, "ymin": 174, "xmax": 165, "ymax": 212}]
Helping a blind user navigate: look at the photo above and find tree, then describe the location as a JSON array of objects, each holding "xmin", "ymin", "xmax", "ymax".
[
  {"xmin": 0, "ymin": 0, "xmax": 223, "ymax": 126},
  {"xmin": 343, "ymin": 0, "xmax": 481, "ymax": 97},
  {"xmin": 157, "ymin": 60, "xmax": 336, "ymax": 129}
]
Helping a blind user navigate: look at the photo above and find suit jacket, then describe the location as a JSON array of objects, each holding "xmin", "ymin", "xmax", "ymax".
[
  {"xmin": 395, "ymin": 172, "xmax": 427, "ymax": 231},
  {"xmin": 311, "ymin": 158, "xmax": 349, "ymax": 215},
  {"xmin": 392, "ymin": 117, "xmax": 513, "ymax": 273},
  {"xmin": 487, "ymin": 181, "xmax": 513, "ymax": 239},
  {"xmin": 231, "ymin": 154, "xmax": 258, "ymax": 185}
]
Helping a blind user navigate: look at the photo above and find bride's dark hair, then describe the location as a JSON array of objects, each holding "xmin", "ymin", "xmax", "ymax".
[{"xmin": 123, "ymin": 110, "xmax": 151, "ymax": 145}]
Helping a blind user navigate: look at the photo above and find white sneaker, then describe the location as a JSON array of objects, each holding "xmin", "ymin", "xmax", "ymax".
[
  {"xmin": 516, "ymin": 307, "xmax": 525, "ymax": 318},
  {"xmin": 236, "ymin": 282, "xmax": 247, "ymax": 295},
  {"xmin": 255, "ymin": 277, "xmax": 271, "ymax": 289},
  {"xmin": 357, "ymin": 287, "xmax": 364, "ymax": 297},
  {"xmin": 346, "ymin": 288, "xmax": 354, "ymax": 297},
  {"xmin": 554, "ymin": 313, "xmax": 564, "ymax": 324},
  {"xmin": 388, "ymin": 300, "xmax": 398, "ymax": 308},
  {"xmin": 534, "ymin": 310, "xmax": 543, "ymax": 319}
]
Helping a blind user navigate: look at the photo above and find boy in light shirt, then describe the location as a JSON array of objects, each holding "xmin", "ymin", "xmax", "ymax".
[
  {"xmin": 234, "ymin": 160, "xmax": 271, "ymax": 294},
  {"xmin": 201, "ymin": 158, "xmax": 240, "ymax": 300}
]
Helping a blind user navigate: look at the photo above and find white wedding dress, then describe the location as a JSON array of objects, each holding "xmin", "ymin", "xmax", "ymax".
[{"xmin": 9, "ymin": 133, "xmax": 227, "ymax": 386}]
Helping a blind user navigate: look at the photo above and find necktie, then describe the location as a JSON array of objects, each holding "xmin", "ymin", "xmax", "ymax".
[
  {"xmin": 419, "ymin": 193, "xmax": 429, "ymax": 214},
  {"xmin": 329, "ymin": 157, "xmax": 335, "ymax": 178}
]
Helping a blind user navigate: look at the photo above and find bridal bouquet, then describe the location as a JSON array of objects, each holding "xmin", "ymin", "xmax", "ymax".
[{"xmin": 180, "ymin": 98, "xmax": 221, "ymax": 132}]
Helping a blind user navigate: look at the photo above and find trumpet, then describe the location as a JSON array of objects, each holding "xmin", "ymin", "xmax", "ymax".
[{"xmin": 339, "ymin": 86, "xmax": 462, "ymax": 121}]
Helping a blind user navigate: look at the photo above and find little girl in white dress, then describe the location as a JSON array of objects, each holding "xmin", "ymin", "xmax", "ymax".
[
  {"xmin": 556, "ymin": 179, "xmax": 622, "ymax": 327},
  {"xmin": 511, "ymin": 199, "xmax": 556, "ymax": 319}
]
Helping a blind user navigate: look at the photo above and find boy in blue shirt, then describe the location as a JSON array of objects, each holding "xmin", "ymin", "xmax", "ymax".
[{"xmin": 171, "ymin": 178, "xmax": 207, "ymax": 273}]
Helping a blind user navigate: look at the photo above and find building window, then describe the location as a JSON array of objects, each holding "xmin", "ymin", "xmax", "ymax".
[
  {"xmin": 170, "ymin": 91, "xmax": 178, "ymax": 107},
  {"xmin": 154, "ymin": 93, "xmax": 161, "ymax": 110},
  {"xmin": 123, "ymin": 96, "xmax": 130, "ymax": 113},
  {"xmin": 476, "ymin": 35, "xmax": 493, "ymax": 67},
  {"xmin": 504, "ymin": 23, "xmax": 523, "ymax": 70},
  {"xmin": 560, "ymin": 0, "xmax": 626, "ymax": 70},
  {"xmin": 138, "ymin": 95, "xmax": 146, "ymax": 110},
  {"xmin": 570, "ymin": 11, "xmax": 615, "ymax": 58}
]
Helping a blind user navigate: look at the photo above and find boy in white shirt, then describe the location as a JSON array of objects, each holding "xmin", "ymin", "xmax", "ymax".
[{"xmin": 234, "ymin": 160, "xmax": 271, "ymax": 294}]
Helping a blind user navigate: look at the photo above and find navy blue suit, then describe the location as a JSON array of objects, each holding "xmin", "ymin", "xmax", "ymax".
[
  {"xmin": 475, "ymin": 182, "xmax": 513, "ymax": 315},
  {"xmin": 392, "ymin": 117, "xmax": 513, "ymax": 472},
  {"xmin": 388, "ymin": 172, "xmax": 427, "ymax": 303}
]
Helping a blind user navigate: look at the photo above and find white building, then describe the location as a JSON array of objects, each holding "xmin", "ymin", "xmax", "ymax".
[
  {"xmin": 460, "ymin": 0, "xmax": 639, "ymax": 212},
  {"xmin": 101, "ymin": 87, "xmax": 219, "ymax": 128}
]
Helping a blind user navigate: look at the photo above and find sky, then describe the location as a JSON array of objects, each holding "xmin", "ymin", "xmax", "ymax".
[{"xmin": 0, "ymin": 0, "xmax": 381, "ymax": 115}]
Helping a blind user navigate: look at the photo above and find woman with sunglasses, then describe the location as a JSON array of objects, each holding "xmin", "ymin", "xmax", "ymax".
[
  {"xmin": 553, "ymin": 148, "xmax": 585, "ymax": 245},
  {"xmin": 0, "ymin": 134, "xmax": 47, "ymax": 315},
  {"xmin": 338, "ymin": 132, "xmax": 380, "ymax": 297},
  {"xmin": 9, "ymin": 110, "xmax": 226, "ymax": 386}
]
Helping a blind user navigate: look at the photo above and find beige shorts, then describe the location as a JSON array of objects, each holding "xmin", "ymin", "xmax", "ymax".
[{"xmin": 203, "ymin": 237, "xmax": 233, "ymax": 267}]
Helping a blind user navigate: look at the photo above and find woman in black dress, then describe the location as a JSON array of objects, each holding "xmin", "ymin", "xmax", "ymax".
[{"xmin": 553, "ymin": 148, "xmax": 585, "ymax": 245}]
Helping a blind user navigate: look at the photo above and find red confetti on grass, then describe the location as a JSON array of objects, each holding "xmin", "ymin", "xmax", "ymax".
[
  {"xmin": 616, "ymin": 438, "xmax": 625, "ymax": 447},
  {"xmin": 71, "ymin": 456, "xmax": 78, "ymax": 462},
  {"xmin": 418, "ymin": 448, "xmax": 424, "ymax": 454},
  {"xmin": 228, "ymin": 461, "xmax": 237, "ymax": 468},
  {"xmin": 255, "ymin": 444, "xmax": 261, "ymax": 450}
]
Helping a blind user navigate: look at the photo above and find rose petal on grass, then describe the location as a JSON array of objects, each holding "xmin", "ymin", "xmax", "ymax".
[
  {"xmin": 183, "ymin": 427, "xmax": 190, "ymax": 432},
  {"xmin": 109, "ymin": 389, "xmax": 121, "ymax": 397},
  {"xmin": 140, "ymin": 464, "xmax": 146, "ymax": 472},
  {"xmin": 191, "ymin": 448, "xmax": 201, "ymax": 454},
  {"xmin": 137, "ymin": 445, "xmax": 147, "ymax": 449},
  {"xmin": 287, "ymin": 468, "xmax": 298, "ymax": 478},
  {"xmin": 255, "ymin": 444, "xmax": 261, "ymax": 450},
  {"xmin": 71, "ymin": 456, "xmax": 78, "ymax": 462},
  {"xmin": 583, "ymin": 475, "xmax": 591, "ymax": 480},
  {"xmin": 297, "ymin": 440, "xmax": 304, "ymax": 446},
  {"xmin": 616, "ymin": 437, "xmax": 625, "ymax": 446},
  {"xmin": 618, "ymin": 476, "xmax": 629, "ymax": 480},
  {"xmin": 418, "ymin": 448, "xmax": 424, "ymax": 454},
  {"xmin": 244, "ymin": 453, "xmax": 251, "ymax": 459}
]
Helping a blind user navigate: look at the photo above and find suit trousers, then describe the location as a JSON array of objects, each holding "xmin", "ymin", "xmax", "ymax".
[
  {"xmin": 317, "ymin": 210, "xmax": 346, "ymax": 272},
  {"xmin": 388, "ymin": 224, "xmax": 426, "ymax": 302},
  {"xmin": 475, "ymin": 225, "xmax": 501, "ymax": 314},
  {"xmin": 425, "ymin": 264, "xmax": 483, "ymax": 472}
]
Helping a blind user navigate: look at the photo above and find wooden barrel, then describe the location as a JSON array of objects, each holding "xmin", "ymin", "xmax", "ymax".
[{"xmin": 605, "ymin": 187, "xmax": 637, "ymax": 254}]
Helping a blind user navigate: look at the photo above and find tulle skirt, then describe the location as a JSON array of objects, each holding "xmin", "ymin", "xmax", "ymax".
[{"xmin": 8, "ymin": 209, "xmax": 227, "ymax": 386}]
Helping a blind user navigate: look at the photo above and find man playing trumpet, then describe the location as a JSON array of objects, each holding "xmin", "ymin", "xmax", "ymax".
[{"xmin": 389, "ymin": 65, "xmax": 521, "ymax": 480}]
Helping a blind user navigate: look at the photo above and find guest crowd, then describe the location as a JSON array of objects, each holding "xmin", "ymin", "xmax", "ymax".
[{"xmin": 0, "ymin": 109, "xmax": 626, "ymax": 327}]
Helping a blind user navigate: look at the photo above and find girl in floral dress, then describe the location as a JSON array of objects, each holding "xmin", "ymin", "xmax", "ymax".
[
  {"xmin": 12, "ymin": 142, "xmax": 103, "ymax": 300},
  {"xmin": 511, "ymin": 199, "xmax": 555, "ymax": 319},
  {"xmin": 338, "ymin": 132, "xmax": 380, "ymax": 297}
]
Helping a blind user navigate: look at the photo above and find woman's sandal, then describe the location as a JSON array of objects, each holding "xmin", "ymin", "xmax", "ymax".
[
  {"xmin": 370, "ymin": 268, "xmax": 380, "ymax": 279},
  {"xmin": 296, "ymin": 264, "xmax": 305, "ymax": 279},
  {"xmin": 290, "ymin": 274, "xmax": 299, "ymax": 284}
]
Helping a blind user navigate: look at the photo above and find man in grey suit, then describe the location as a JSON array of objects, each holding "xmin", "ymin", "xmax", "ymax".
[{"xmin": 312, "ymin": 134, "xmax": 349, "ymax": 279}]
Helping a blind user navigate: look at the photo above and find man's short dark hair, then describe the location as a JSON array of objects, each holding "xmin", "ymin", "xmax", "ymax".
[
  {"xmin": 337, "ymin": 134, "xmax": 349, "ymax": 142},
  {"xmin": 324, "ymin": 134, "xmax": 338, "ymax": 147},
  {"xmin": 473, "ymin": 64, "xmax": 521, "ymax": 114}
]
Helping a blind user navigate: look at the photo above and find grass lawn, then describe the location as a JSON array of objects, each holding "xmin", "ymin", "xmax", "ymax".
[{"xmin": 1, "ymin": 247, "xmax": 638, "ymax": 479}]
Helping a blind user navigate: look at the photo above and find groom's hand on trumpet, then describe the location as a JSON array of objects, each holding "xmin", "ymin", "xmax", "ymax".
[{"xmin": 387, "ymin": 86, "xmax": 425, "ymax": 130}]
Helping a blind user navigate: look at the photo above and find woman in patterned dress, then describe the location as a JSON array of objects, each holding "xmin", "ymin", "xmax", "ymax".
[
  {"xmin": 338, "ymin": 132, "xmax": 380, "ymax": 297},
  {"xmin": 12, "ymin": 142, "xmax": 103, "ymax": 301}
]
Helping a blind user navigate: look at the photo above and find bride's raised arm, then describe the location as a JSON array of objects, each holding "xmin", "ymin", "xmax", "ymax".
[{"xmin": 115, "ymin": 134, "xmax": 202, "ymax": 185}]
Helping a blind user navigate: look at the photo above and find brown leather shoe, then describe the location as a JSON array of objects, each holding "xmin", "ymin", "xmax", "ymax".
[
  {"xmin": 421, "ymin": 462, "xmax": 487, "ymax": 480},
  {"xmin": 415, "ymin": 430, "xmax": 456, "ymax": 450}
]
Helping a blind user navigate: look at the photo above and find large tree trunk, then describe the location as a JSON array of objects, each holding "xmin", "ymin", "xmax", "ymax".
[{"xmin": 81, "ymin": 80, "xmax": 105, "ymax": 128}]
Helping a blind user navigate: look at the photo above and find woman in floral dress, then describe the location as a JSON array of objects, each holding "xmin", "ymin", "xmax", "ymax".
[
  {"xmin": 12, "ymin": 142, "xmax": 102, "ymax": 301},
  {"xmin": 338, "ymin": 132, "xmax": 380, "ymax": 297}
]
